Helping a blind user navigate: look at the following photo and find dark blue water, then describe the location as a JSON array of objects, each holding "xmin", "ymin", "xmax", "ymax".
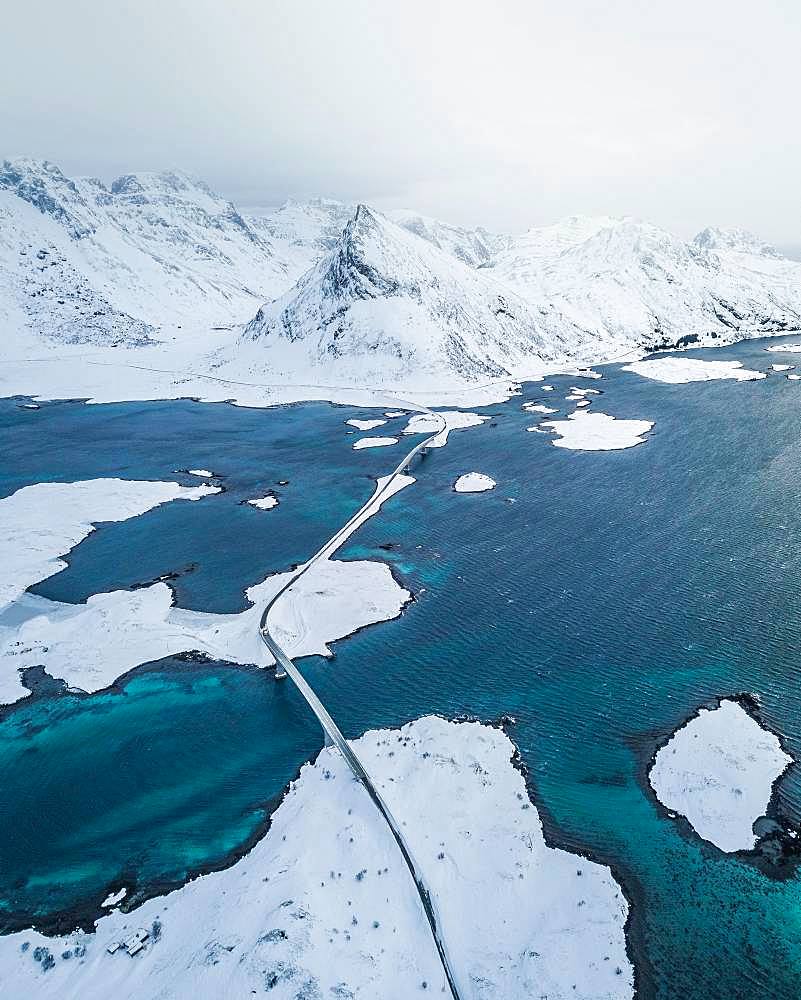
[{"xmin": 3, "ymin": 339, "xmax": 801, "ymax": 998}]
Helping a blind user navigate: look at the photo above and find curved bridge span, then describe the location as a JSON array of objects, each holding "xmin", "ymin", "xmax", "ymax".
[{"xmin": 259, "ymin": 398, "xmax": 465, "ymax": 1000}]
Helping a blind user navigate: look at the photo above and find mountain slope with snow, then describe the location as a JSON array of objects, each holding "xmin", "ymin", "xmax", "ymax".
[
  {"xmin": 386, "ymin": 209, "xmax": 507, "ymax": 268},
  {"xmin": 1, "ymin": 158, "xmax": 800, "ymax": 394},
  {"xmin": 488, "ymin": 217, "xmax": 801, "ymax": 350},
  {"xmin": 0, "ymin": 159, "xmax": 289, "ymax": 350},
  {"xmin": 236, "ymin": 205, "xmax": 587, "ymax": 387}
]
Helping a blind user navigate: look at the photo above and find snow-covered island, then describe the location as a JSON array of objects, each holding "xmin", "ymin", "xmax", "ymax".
[
  {"xmin": 402, "ymin": 410, "xmax": 489, "ymax": 448},
  {"xmin": 246, "ymin": 495, "xmax": 279, "ymax": 510},
  {"xmin": 0, "ymin": 716, "xmax": 633, "ymax": 1000},
  {"xmin": 623, "ymin": 357, "xmax": 766, "ymax": 384},
  {"xmin": 538, "ymin": 411, "xmax": 654, "ymax": 451},
  {"xmin": 352, "ymin": 436, "xmax": 399, "ymax": 450},
  {"xmin": 346, "ymin": 418, "xmax": 387, "ymax": 431},
  {"xmin": 0, "ymin": 479, "xmax": 220, "ymax": 612},
  {"xmin": 522, "ymin": 401, "xmax": 557, "ymax": 414},
  {"xmin": 649, "ymin": 699, "xmax": 792, "ymax": 852},
  {"xmin": 0, "ymin": 477, "xmax": 416, "ymax": 705},
  {"xmin": 453, "ymin": 472, "xmax": 496, "ymax": 493}
]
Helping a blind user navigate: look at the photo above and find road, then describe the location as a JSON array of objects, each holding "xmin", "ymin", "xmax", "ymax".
[{"xmin": 258, "ymin": 399, "xmax": 465, "ymax": 1000}]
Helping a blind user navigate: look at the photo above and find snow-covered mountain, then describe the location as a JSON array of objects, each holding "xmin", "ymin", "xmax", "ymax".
[
  {"xmin": 247, "ymin": 197, "xmax": 356, "ymax": 286},
  {"xmin": 386, "ymin": 210, "xmax": 507, "ymax": 268},
  {"xmin": 2, "ymin": 157, "xmax": 800, "ymax": 392},
  {"xmin": 237, "ymin": 205, "xmax": 586, "ymax": 386},
  {"xmin": 488, "ymin": 217, "xmax": 801, "ymax": 351},
  {"xmin": 0, "ymin": 159, "xmax": 288, "ymax": 350}
]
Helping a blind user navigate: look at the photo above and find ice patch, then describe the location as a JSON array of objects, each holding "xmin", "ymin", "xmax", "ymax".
[{"xmin": 246, "ymin": 495, "xmax": 279, "ymax": 510}]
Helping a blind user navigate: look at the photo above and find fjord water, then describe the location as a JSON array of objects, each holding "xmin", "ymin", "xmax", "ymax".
[{"xmin": 3, "ymin": 338, "xmax": 801, "ymax": 998}]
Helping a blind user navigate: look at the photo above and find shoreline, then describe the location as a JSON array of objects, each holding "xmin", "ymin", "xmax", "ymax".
[
  {"xmin": 630, "ymin": 692, "xmax": 801, "ymax": 881},
  {"xmin": 0, "ymin": 713, "xmax": 634, "ymax": 1000},
  {"xmin": 502, "ymin": 717, "xmax": 655, "ymax": 1000}
]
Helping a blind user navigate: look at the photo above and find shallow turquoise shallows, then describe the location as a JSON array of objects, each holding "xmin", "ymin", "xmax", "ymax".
[{"xmin": 3, "ymin": 336, "xmax": 801, "ymax": 999}]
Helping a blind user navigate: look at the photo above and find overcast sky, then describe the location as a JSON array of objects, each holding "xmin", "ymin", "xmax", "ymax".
[{"xmin": 2, "ymin": 0, "xmax": 799, "ymax": 243}]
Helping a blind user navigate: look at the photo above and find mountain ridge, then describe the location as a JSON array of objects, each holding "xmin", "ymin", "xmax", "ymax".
[{"xmin": 1, "ymin": 157, "xmax": 800, "ymax": 388}]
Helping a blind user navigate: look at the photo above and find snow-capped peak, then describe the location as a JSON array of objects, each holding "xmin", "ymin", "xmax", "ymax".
[
  {"xmin": 1, "ymin": 159, "xmax": 800, "ymax": 390},
  {"xmin": 238, "ymin": 204, "xmax": 585, "ymax": 387}
]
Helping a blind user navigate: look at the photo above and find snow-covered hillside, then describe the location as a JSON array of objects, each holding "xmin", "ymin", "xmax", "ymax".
[
  {"xmin": 387, "ymin": 209, "xmax": 507, "ymax": 268},
  {"xmin": 487, "ymin": 216, "xmax": 801, "ymax": 351},
  {"xmin": 2, "ymin": 158, "xmax": 800, "ymax": 395},
  {"xmin": 247, "ymin": 197, "xmax": 356, "ymax": 285},
  {"xmin": 237, "ymin": 205, "xmax": 586, "ymax": 387},
  {"xmin": 0, "ymin": 158, "xmax": 288, "ymax": 349}
]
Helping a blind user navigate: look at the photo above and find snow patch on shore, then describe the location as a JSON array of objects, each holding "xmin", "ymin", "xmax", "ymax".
[
  {"xmin": 649, "ymin": 699, "xmax": 792, "ymax": 852},
  {"xmin": 623, "ymin": 357, "xmax": 766, "ymax": 383},
  {"xmin": 539, "ymin": 411, "xmax": 654, "ymax": 451},
  {"xmin": 0, "ymin": 716, "xmax": 633, "ymax": 1000},
  {"xmin": 402, "ymin": 410, "xmax": 489, "ymax": 447},
  {"xmin": 0, "ymin": 479, "xmax": 219, "ymax": 613},
  {"xmin": 453, "ymin": 473, "xmax": 496, "ymax": 493}
]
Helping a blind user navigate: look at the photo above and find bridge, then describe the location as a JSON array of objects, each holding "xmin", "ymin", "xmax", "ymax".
[{"xmin": 258, "ymin": 400, "xmax": 465, "ymax": 1000}]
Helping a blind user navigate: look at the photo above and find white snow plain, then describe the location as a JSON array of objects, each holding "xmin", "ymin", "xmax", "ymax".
[
  {"xmin": 765, "ymin": 343, "xmax": 801, "ymax": 352},
  {"xmin": 0, "ymin": 479, "xmax": 219, "ymax": 612},
  {"xmin": 649, "ymin": 699, "xmax": 792, "ymax": 852},
  {"xmin": 0, "ymin": 716, "xmax": 633, "ymax": 1000},
  {"xmin": 623, "ymin": 357, "xmax": 766, "ymax": 383},
  {"xmin": 453, "ymin": 473, "xmax": 496, "ymax": 493},
  {"xmin": 538, "ymin": 411, "xmax": 654, "ymax": 451}
]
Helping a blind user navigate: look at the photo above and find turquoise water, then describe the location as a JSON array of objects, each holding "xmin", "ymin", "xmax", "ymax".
[{"xmin": 3, "ymin": 339, "xmax": 801, "ymax": 997}]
